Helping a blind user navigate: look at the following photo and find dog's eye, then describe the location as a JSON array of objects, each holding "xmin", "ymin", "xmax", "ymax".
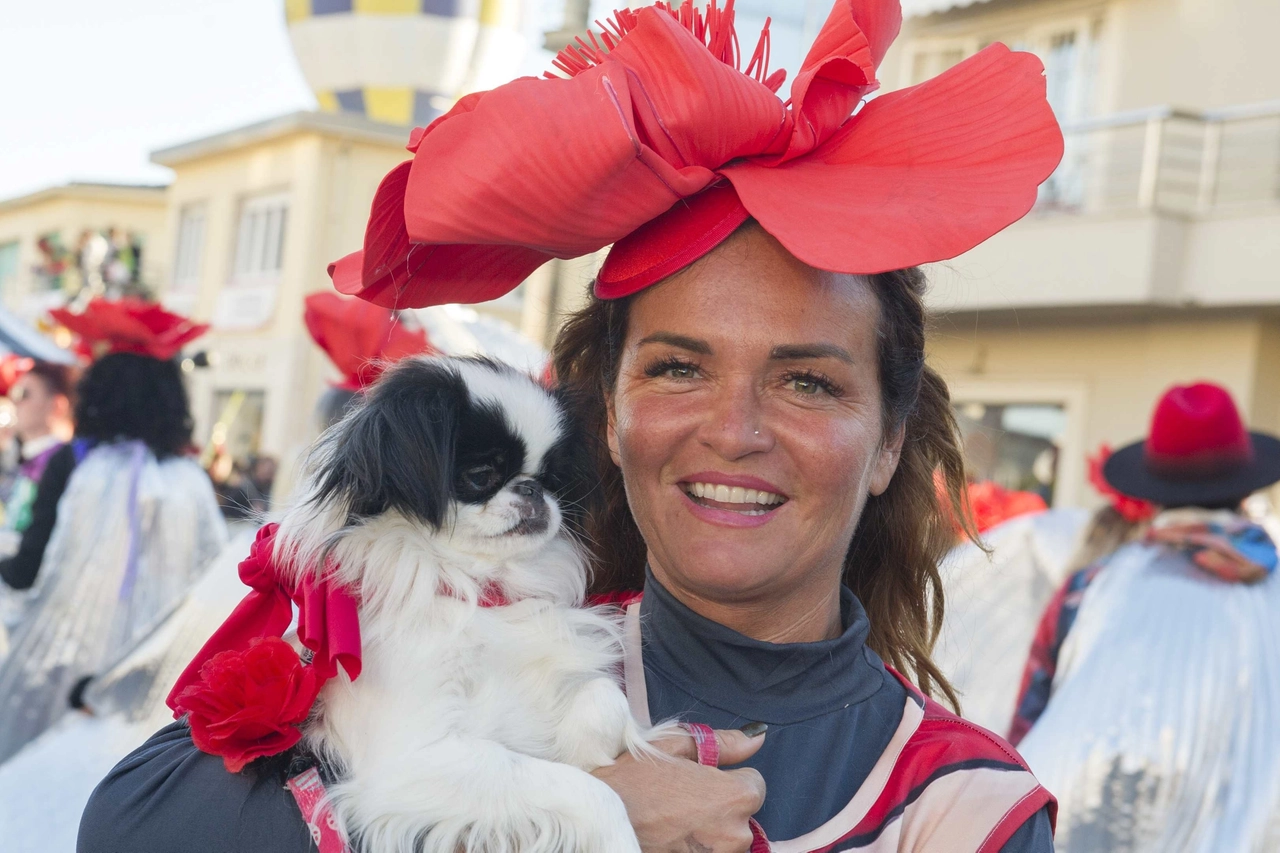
[{"xmin": 460, "ymin": 464, "xmax": 502, "ymax": 493}]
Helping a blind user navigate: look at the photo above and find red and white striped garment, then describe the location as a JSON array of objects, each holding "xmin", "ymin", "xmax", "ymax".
[{"xmin": 620, "ymin": 599, "xmax": 1056, "ymax": 853}]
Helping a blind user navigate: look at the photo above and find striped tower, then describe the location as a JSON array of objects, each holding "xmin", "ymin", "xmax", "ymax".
[{"xmin": 285, "ymin": 0, "xmax": 531, "ymax": 126}]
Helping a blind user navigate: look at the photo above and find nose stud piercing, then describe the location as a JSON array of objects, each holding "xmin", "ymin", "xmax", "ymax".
[{"xmin": 754, "ymin": 430, "xmax": 760, "ymax": 435}]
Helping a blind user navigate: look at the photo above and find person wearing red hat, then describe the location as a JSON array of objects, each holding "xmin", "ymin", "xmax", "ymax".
[
  {"xmin": 1009, "ymin": 382, "xmax": 1280, "ymax": 851},
  {"xmin": 82, "ymin": 2, "xmax": 1063, "ymax": 851},
  {"xmin": 0, "ymin": 298, "xmax": 227, "ymax": 764}
]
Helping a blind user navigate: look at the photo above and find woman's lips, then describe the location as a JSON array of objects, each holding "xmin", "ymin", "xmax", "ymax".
[
  {"xmin": 678, "ymin": 489, "xmax": 783, "ymax": 528},
  {"xmin": 676, "ymin": 473, "xmax": 789, "ymax": 529}
]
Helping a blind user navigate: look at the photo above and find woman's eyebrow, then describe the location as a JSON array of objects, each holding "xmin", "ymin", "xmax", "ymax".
[
  {"xmin": 769, "ymin": 343, "xmax": 855, "ymax": 364},
  {"xmin": 636, "ymin": 332, "xmax": 712, "ymax": 354}
]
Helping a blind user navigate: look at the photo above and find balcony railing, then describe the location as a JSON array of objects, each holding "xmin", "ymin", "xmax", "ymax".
[{"xmin": 1035, "ymin": 100, "xmax": 1280, "ymax": 216}]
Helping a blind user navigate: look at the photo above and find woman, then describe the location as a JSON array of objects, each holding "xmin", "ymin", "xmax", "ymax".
[
  {"xmin": 80, "ymin": 2, "xmax": 1061, "ymax": 850},
  {"xmin": 0, "ymin": 298, "xmax": 226, "ymax": 764}
]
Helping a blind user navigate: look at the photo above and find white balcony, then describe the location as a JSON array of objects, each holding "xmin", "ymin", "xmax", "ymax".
[{"xmin": 927, "ymin": 100, "xmax": 1280, "ymax": 312}]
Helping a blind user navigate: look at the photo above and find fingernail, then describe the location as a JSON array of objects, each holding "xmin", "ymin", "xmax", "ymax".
[{"xmin": 739, "ymin": 721, "xmax": 768, "ymax": 738}]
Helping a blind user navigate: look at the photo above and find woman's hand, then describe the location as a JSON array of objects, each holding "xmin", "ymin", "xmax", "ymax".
[{"xmin": 592, "ymin": 728, "xmax": 767, "ymax": 853}]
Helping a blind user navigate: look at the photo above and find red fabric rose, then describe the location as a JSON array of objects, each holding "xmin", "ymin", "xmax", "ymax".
[{"xmin": 173, "ymin": 636, "xmax": 322, "ymax": 773}]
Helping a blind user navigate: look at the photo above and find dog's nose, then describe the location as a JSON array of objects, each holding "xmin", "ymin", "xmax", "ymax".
[{"xmin": 511, "ymin": 479, "xmax": 544, "ymax": 502}]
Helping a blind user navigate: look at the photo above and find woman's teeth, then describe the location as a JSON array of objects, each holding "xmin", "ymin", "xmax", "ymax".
[{"xmin": 686, "ymin": 482, "xmax": 785, "ymax": 514}]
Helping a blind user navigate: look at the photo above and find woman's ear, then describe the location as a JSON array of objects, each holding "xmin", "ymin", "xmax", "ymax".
[
  {"xmin": 606, "ymin": 394, "xmax": 622, "ymax": 469},
  {"xmin": 870, "ymin": 423, "xmax": 906, "ymax": 497}
]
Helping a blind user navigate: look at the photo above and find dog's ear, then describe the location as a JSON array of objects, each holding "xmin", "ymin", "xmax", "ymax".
[{"xmin": 310, "ymin": 360, "xmax": 464, "ymax": 529}]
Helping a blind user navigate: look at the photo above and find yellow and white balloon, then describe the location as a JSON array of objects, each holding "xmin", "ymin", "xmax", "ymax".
[{"xmin": 285, "ymin": 0, "xmax": 532, "ymax": 126}]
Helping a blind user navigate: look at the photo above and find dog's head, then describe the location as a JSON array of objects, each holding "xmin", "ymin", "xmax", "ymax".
[{"xmin": 307, "ymin": 356, "xmax": 589, "ymax": 560}]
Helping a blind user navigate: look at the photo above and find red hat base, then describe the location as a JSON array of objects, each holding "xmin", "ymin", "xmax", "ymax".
[{"xmin": 596, "ymin": 182, "xmax": 750, "ymax": 300}]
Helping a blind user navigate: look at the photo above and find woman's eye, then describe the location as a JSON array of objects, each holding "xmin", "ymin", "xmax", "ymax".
[
  {"xmin": 792, "ymin": 378, "xmax": 821, "ymax": 395},
  {"xmin": 644, "ymin": 359, "xmax": 700, "ymax": 380},
  {"xmin": 784, "ymin": 373, "xmax": 839, "ymax": 397}
]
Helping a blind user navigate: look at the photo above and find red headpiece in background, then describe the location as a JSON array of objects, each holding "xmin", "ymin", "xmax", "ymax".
[
  {"xmin": 0, "ymin": 355, "xmax": 34, "ymax": 398},
  {"xmin": 331, "ymin": 0, "xmax": 1063, "ymax": 308},
  {"xmin": 303, "ymin": 292, "xmax": 432, "ymax": 392},
  {"xmin": 49, "ymin": 297, "xmax": 208, "ymax": 362}
]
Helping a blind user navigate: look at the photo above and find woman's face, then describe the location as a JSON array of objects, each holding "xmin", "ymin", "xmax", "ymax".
[{"xmin": 608, "ymin": 224, "xmax": 903, "ymax": 607}]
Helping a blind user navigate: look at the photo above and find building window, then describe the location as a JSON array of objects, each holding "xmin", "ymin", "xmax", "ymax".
[
  {"xmin": 231, "ymin": 192, "xmax": 289, "ymax": 284},
  {"xmin": 902, "ymin": 17, "xmax": 1100, "ymax": 211},
  {"xmin": 0, "ymin": 241, "xmax": 18, "ymax": 297},
  {"xmin": 954, "ymin": 402, "xmax": 1066, "ymax": 505},
  {"xmin": 172, "ymin": 204, "xmax": 207, "ymax": 294},
  {"xmin": 216, "ymin": 192, "xmax": 289, "ymax": 329}
]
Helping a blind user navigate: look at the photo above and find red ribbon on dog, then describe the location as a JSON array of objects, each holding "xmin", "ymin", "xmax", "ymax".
[{"xmin": 167, "ymin": 523, "xmax": 362, "ymax": 771}]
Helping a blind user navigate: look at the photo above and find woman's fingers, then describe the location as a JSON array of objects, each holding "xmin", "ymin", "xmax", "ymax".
[
  {"xmin": 725, "ymin": 767, "xmax": 767, "ymax": 812},
  {"xmin": 648, "ymin": 725, "xmax": 766, "ymax": 766},
  {"xmin": 595, "ymin": 727, "xmax": 769, "ymax": 851},
  {"xmin": 716, "ymin": 727, "xmax": 767, "ymax": 767}
]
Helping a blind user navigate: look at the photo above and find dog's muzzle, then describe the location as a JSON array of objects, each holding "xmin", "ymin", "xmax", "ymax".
[{"xmin": 507, "ymin": 479, "xmax": 550, "ymax": 536}]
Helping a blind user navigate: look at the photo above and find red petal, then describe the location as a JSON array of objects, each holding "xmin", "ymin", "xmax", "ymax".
[
  {"xmin": 724, "ymin": 44, "xmax": 1064, "ymax": 274},
  {"xmin": 602, "ymin": 9, "xmax": 787, "ymax": 173},
  {"xmin": 331, "ymin": 162, "xmax": 554, "ymax": 309},
  {"xmin": 841, "ymin": 0, "xmax": 903, "ymax": 72},
  {"xmin": 403, "ymin": 65, "xmax": 690, "ymax": 253},
  {"xmin": 350, "ymin": 7, "xmax": 789, "ymax": 309},
  {"xmin": 778, "ymin": 0, "xmax": 894, "ymax": 161}
]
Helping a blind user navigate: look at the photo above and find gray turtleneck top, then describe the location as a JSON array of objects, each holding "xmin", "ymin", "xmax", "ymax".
[
  {"xmin": 638, "ymin": 571, "xmax": 1054, "ymax": 849},
  {"xmin": 77, "ymin": 576, "xmax": 1052, "ymax": 852}
]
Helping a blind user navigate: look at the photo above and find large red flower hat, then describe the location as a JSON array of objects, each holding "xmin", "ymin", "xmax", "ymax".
[
  {"xmin": 49, "ymin": 298, "xmax": 208, "ymax": 362},
  {"xmin": 303, "ymin": 292, "xmax": 432, "ymax": 392},
  {"xmin": 331, "ymin": 0, "xmax": 1064, "ymax": 308}
]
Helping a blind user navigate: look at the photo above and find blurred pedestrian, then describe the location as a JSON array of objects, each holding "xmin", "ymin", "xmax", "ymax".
[
  {"xmin": 1011, "ymin": 382, "xmax": 1280, "ymax": 850},
  {"xmin": 0, "ymin": 362, "xmax": 76, "ymax": 540},
  {"xmin": 0, "ymin": 355, "xmax": 35, "ymax": 510},
  {"xmin": 0, "ymin": 299, "xmax": 227, "ymax": 763}
]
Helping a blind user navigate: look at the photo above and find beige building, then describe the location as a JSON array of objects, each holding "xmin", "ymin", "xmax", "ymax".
[
  {"xmin": 148, "ymin": 110, "xmax": 533, "ymax": 466},
  {"xmin": 877, "ymin": 0, "xmax": 1280, "ymax": 508},
  {"xmin": 0, "ymin": 182, "xmax": 168, "ymax": 322}
]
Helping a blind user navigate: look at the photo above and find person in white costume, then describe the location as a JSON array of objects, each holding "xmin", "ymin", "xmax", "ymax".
[
  {"xmin": 1012, "ymin": 383, "xmax": 1280, "ymax": 852},
  {"xmin": 0, "ymin": 298, "xmax": 227, "ymax": 765}
]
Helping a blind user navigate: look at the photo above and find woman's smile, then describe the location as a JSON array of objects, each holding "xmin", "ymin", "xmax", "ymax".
[{"xmin": 677, "ymin": 472, "xmax": 789, "ymax": 526}]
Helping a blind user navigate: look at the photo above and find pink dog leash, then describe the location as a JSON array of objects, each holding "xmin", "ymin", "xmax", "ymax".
[{"xmin": 682, "ymin": 722, "xmax": 773, "ymax": 853}]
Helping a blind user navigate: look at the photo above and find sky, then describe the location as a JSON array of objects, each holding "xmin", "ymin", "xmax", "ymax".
[
  {"xmin": 0, "ymin": 0, "xmax": 316, "ymax": 200},
  {"xmin": 0, "ymin": 0, "xmax": 829, "ymax": 203}
]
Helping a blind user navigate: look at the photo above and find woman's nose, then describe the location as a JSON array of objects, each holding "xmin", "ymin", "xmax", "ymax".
[{"xmin": 698, "ymin": 378, "xmax": 772, "ymax": 460}]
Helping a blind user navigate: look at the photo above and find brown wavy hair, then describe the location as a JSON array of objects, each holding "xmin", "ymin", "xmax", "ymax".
[{"xmin": 552, "ymin": 264, "xmax": 973, "ymax": 709}]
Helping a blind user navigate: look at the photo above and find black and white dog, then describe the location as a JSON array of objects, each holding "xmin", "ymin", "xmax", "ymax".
[{"xmin": 276, "ymin": 356, "xmax": 667, "ymax": 852}]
